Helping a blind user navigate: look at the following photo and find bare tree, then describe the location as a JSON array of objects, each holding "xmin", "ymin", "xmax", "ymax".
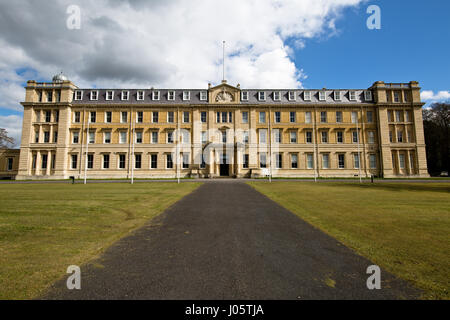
[{"xmin": 0, "ymin": 128, "xmax": 15, "ymax": 149}]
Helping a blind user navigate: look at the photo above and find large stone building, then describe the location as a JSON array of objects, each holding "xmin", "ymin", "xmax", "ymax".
[{"xmin": 2, "ymin": 73, "xmax": 430, "ymax": 180}]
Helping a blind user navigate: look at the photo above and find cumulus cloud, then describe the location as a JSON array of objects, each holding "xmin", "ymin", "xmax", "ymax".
[
  {"xmin": 421, "ymin": 90, "xmax": 450, "ymax": 102},
  {"xmin": 0, "ymin": 115, "xmax": 23, "ymax": 148}
]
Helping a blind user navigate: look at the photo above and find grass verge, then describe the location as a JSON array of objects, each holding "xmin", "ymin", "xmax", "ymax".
[
  {"xmin": 248, "ymin": 181, "xmax": 450, "ymax": 299},
  {"xmin": 0, "ymin": 182, "xmax": 201, "ymax": 299}
]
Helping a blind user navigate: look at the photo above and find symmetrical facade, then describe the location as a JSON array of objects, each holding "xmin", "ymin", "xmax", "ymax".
[{"xmin": 7, "ymin": 74, "xmax": 429, "ymax": 180}]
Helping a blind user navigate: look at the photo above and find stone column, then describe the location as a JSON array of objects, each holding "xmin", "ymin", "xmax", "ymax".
[
  {"xmin": 35, "ymin": 150, "xmax": 41, "ymax": 176},
  {"xmin": 46, "ymin": 151, "xmax": 51, "ymax": 176}
]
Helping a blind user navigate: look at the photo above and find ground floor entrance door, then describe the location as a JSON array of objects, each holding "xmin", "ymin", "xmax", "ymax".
[{"xmin": 220, "ymin": 154, "xmax": 230, "ymax": 177}]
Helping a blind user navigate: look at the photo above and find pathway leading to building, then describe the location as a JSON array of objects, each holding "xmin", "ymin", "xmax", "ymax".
[{"xmin": 43, "ymin": 181, "xmax": 420, "ymax": 299}]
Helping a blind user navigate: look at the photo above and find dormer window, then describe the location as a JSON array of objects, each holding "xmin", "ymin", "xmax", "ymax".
[
  {"xmin": 273, "ymin": 91, "xmax": 281, "ymax": 101},
  {"xmin": 200, "ymin": 91, "xmax": 208, "ymax": 101},
  {"xmin": 183, "ymin": 91, "xmax": 190, "ymax": 101},
  {"xmin": 349, "ymin": 91, "xmax": 357, "ymax": 101},
  {"xmin": 74, "ymin": 91, "xmax": 83, "ymax": 101},
  {"xmin": 90, "ymin": 91, "xmax": 98, "ymax": 101},
  {"xmin": 152, "ymin": 91, "xmax": 160, "ymax": 101},
  {"xmin": 137, "ymin": 91, "xmax": 144, "ymax": 101},
  {"xmin": 288, "ymin": 91, "xmax": 296, "ymax": 101},
  {"xmin": 319, "ymin": 91, "xmax": 326, "ymax": 101},
  {"xmin": 241, "ymin": 91, "xmax": 249, "ymax": 101},
  {"xmin": 334, "ymin": 91, "xmax": 341, "ymax": 101},
  {"xmin": 258, "ymin": 91, "xmax": 266, "ymax": 101},
  {"xmin": 168, "ymin": 91, "xmax": 175, "ymax": 101},
  {"xmin": 364, "ymin": 90, "xmax": 373, "ymax": 101},
  {"xmin": 106, "ymin": 91, "xmax": 114, "ymax": 100},
  {"xmin": 121, "ymin": 91, "xmax": 129, "ymax": 100},
  {"xmin": 303, "ymin": 91, "xmax": 311, "ymax": 101}
]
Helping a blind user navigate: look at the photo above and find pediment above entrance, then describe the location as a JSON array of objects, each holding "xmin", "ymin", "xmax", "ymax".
[{"xmin": 208, "ymin": 80, "xmax": 241, "ymax": 104}]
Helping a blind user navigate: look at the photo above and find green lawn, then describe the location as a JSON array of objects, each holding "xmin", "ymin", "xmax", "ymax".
[
  {"xmin": 248, "ymin": 181, "xmax": 450, "ymax": 300},
  {"xmin": 0, "ymin": 182, "xmax": 201, "ymax": 300}
]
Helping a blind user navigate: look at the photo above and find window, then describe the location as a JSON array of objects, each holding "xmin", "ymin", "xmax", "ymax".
[
  {"xmin": 351, "ymin": 111, "xmax": 358, "ymax": 124},
  {"xmin": 407, "ymin": 130, "xmax": 412, "ymax": 143},
  {"xmin": 106, "ymin": 91, "xmax": 114, "ymax": 100},
  {"xmin": 334, "ymin": 91, "xmax": 341, "ymax": 101},
  {"xmin": 368, "ymin": 131, "xmax": 375, "ymax": 144},
  {"xmin": 273, "ymin": 129, "xmax": 281, "ymax": 144},
  {"xmin": 290, "ymin": 131, "xmax": 297, "ymax": 143},
  {"xmin": 182, "ymin": 130, "xmax": 190, "ymax": 144},
  {"xmin": 56, "ymin": 91, "xmax": 61, "ymax": 102},
  {"xmin": 151, "ymin": 154, "xmax": 157, "ymax": 169},
  {"xmin": 105, "ymin": 111, "xmax": 112, "ymax": 123},
  {"xmin": 275, "ymin": 112, "xmax": 281, "ymax": 123},
  {"xmin": 152, "ymin": 112, "xmax": 159, "ymax": 123},
  {"xmin": 41, "ymin": 154, "xmax": 48, "ymax": 169},
  {"xmin": 221, "ymin": 112, "xmax": 228, "ymax": 123},
  {"xmin": 307, "ymin": 154, "xmax": 314, "ymax": 169},
  {"xmin": 168, "ymin": 91, "xmax": 175, "ymax": 101},
  {"xmin": 183, "ymin": 91, "xmax": 190, "ymax": 101},
  {"xmin": 221, "ymin": 131, "xmax": 227, "ymax": 144},
  {"xmin": 306, "ymin": 131, "xmax": 313, "ymax": 143},
  {"xmin": 290, "ymin": 111, "xmax": 296, "ymax": 123},
  {"xmin": 243, "ymin": 154, "xmax": 249, "ymax": 169},
  {"xmin": 303, "ymin": 91, "xmax": 311, "ymax": 101},
  {"xmin": 349, "ymin": 91, "xmax": 356, "ymax": 101},
  {"xmin": 389, "ymin": 131, "xmax": 393, "ymax": 143},
  {"xmin": 259, "ymin": 112, "xmax": 266, "ymax": 123},
  {"xmin": 55, "ymin": 110, "xmax": 60, "ymax": 122},
  {"xmin": 89, "ymin": 131, "xmax": 95, "ymax": 144},
  {"xmin": 336, "ymin": 111, "xmax": 343, "ymax": 123},
  {"xmin": 167, "ymin": 131, "xmax": 174, "ymax": 144},
  {"xmin": 137, "ymin": 91, "xmax": 145, "ymax": 101},
  {"xmin": 44, "ymin": 131, "xmax": 50, "ymax": 143},
  {"xmin": 273, "ymin": 92, "xmax": 281, "ymax": 101},
  {"xmin": 135, "ymin": 154, "xmax": 142, "ymax": 169},
  {"xmin": 337, "ymin": 131, "xmax": 343, "ymax": 143},
  {"xmin": 258, "ymin": 92, "xmax": 266, "ymax": 101},
  {"xmin": 167, "ymin": 111, "xmax": 174, "ymax": 123},
  {"xmin": 166, "ymin": 154, "xmax": 173, "ymax": 169},
  {"xmin": 45, "ymin": 111, "xmax": 51, "ymax": 122},
  {"xmin": 200, "ymin": 91, "xmax": 207, "ymax": 101},
  {"xmin": 288, "ymin": 91, "xmax": 296, "ymax": 101},
  {"xmin": 229, "ymin": 112, "xmax": 233, "ymax": 123},
  {"xmin": 354, "ymin": 154, "xmax": 360, "ymax": 169},
  {"xmin": 320, "ymin": 111, "xmax": 327, "ymax": 123},
  {"xmin": 369, "ymin": 154, "xmax": 376, "ymax": 169},
  {"xmin": 352, "ymin": 131, "xmax": 359, "ymax": 143},
  {"xmin": 321, "ymin": 131, "xmax": 328, "ymax": 143},
  {"xmin": 241, "ymin": 91, "xmax": 249, "ymax": 101},
  {"xmin": 71, "ymin": 155, "xmax": 77, "ymax": 169},
  {"xmin": 182, "ymin": 154, "xmax": 189, "ymax": 169},
  {"xmin": 90, "ymin": 112, "xmax": 96, "ymax": 123},
  {"xmin": 75, "ymin": 91, "xmax": 83, "ymax": 100},
  {"xmin": 73, "ymin": 131, "xmax": 79, "ymax": 144},
  {"xmin": 121, "ymin": 91, "xmax": 129, "ymax": 100},
  {"xmin": 32, "ymin": 155, "xmax": 37, "ymax": 169},
  {"xmin": 104, "ymin": 132, "xmax": 111, "ymax": 144},
  {"xmin": 47, "ymin": 91, "xmax": 53, "ymax": 102},
  {"xmin": 183, "ymin": 111, "xmax": 190, "ymax": 123},
  {"xmin": 291, "ymin": 154, "xmax": 298, "ymax": 169},
  {"xmin": 338, "ymin": 154, "xmax": 345, "ymax": 169},
  {"xmin": 201, "ymin": 131, "xmax": 207, "ymax": 144},
  {"xmin": 405, "ymin": 111, "xmax": 411, "ymax": 122},
  {"xmin": 35, "ymin": 131, "xmax": 39, "ymax": 143},
  {"xmin": 135, "ymin": 132, "xmax": 143, "ymax": 144},
  {"xmin": 305, "ymin": 111, "xmax": 312, "ymax": 124},
  {"xmin": 409, "ymin": 154, "xmax": 415, "ymax": 171},
  {"xmin": 38, "ymin": 91, "xmax": 43, "ymax": 102},
  {"xmin": 395, "ymin": 111, "xmax": 401, "ymax": 122},
  {"xmin": 275, "ymin": 154, "xmax": 282, "ymax": 169},
  {"xmin": 119, "ymin": 154, "xmax": 126, "ymax": 169},
  {"xmin": 103, "ymin": 154, "xmax": 110, "ymax": 169},
  {"xmin": 120, "ymin": 131, "xmax": 127, "ymax": 144},
  {"xmin": 364, "ymin": 90, "xmax": 373, "ymax": 101},
  {"xmin": 319, "ymin": 91, "xmax": 326, "ymax": 101},
  {"xmin": 394, "ymin": 91, "xmax": 400, "ymax": 103},
  {"xmin": 259, "ymin": 129, "xmax": 267, "ymax": 144},
  {"xmin": 322, "ymin": 154, "xmax": 330, "ymax": 169},
  {"xmin": 388, "ymin": 111, "xmax": 393, "ymax": 122},
  {"xmin": 7, "ymin": 158, "xmax": 13, "ymax": 171},
  {"xmin": 201, "ymin": 111, "xmax": 207, "ymax": 123},
  {"xmin": 399, "ymin": 154, "xmax": 405, "ymax": 169},
  {"xmin": 137, "ymin": 111, "xmax": 143, "ymax": 123},
  {"xmin": 121, "ymin": 112, "xmax": 127, "ymax": 123},
  {"xmin": 74, "ymin": 111, "xmax": 80, "ymax": 123},
  {"xmin": 260, "ymin": 153, "xmax": 267, "ymax": 168},
  {"xmin": 87, "ymin": 154, "xmax": 93, "ymax": 169},
  {"xmin": 151, "ymin": 131, "xmax": 158, "ymax": 144},
  {"xmin": 54, "ymin": 131, "xmax": 58, "ymax": 143},
  {"xmin": 397, "ymin": 130, "xmax": 403, "ymax": 143},
  {"xmin": 367, "ymin": 111, "xmax": 373, "ymax": 123},
  {"xmin": 216, "ymin": 112, "xmax": 221, "ymax": 123},
  {"xmin": 243, "ymin": 131, "xmax": 249, "ymax": 144},
  {"xmin": 152, "ymin": 91, "xmax": 160, "ymax": 101}
]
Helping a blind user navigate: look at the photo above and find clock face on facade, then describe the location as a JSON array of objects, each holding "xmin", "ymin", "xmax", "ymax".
[{"xmin": 215, "ymin": 91, "xmax": 234, "ymax": 103}]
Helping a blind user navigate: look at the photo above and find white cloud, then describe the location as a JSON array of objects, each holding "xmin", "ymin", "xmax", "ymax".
[
  {"xmin": 421, "ymin": 90, "xmax": 450, "ymax": 102},
  {"xmin": 0, "ymin": 115, "xmax": 23, "ymax": 148}
]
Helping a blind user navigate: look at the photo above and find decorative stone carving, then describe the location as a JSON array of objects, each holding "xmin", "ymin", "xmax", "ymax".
[{"xmin": 215, "ymin": 91, "xmax": 234, "ymax": 103}]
